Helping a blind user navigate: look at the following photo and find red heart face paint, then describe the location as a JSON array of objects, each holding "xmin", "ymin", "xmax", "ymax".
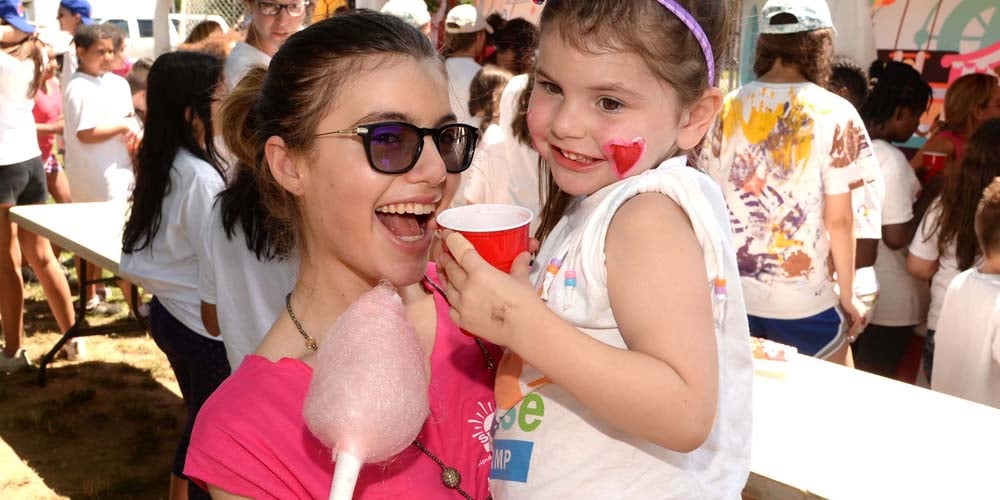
[{"xmin": 602, "ymin": 138, "xmax": 647, "ymax": 179}]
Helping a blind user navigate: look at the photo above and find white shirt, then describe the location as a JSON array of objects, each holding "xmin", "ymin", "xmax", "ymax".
[
  {"xmin": 0, "ymin": 51, "xmax": 42, "ymax": 165},
  {"xmin": 909, "ymin": 200, "xmax": 976, "ymax": 330},
  {"xmin": 198, "ymin": 202, "xmax": 298, "ymax": 369},
  {"xmin": 59, "ymin": 45, "xmax": 77, "ymax": 96},
  {"xmin": 63, "ymin": 71, "xmax": 136, "ymax": 202},
  {"xmin": 870, "ymin": 140, "xmax": 928, "ymax": 326},
  {"xmin": 224, "ymin": 42, "xmax": 271, "ymax": 91},
  {"xmin": 932, "ymin": 268, "xmax": 1000, "ymax": 408},
  {"xmin": 444, "ymin": 56, "xmax": 480, "ymax": 126},
  {"xmin": 491, "ymin": 159, "xmax": 752, "ymax": 499},
  {"xmin": 120, "ymin": 149, "xmax": 226, "ymax": 339},
  {"xmin": 454, "ymin": 74, "xmax": 541, "ymax": 233},
  {"xmin": 701, "ymin": 81, "xmax": 871, "ymax": 319}
]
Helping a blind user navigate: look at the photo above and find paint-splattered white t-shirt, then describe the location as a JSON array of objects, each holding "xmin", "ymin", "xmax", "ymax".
[{"xmin": 700, "ymin": 81, "xmax": 873, "ymax": 319}]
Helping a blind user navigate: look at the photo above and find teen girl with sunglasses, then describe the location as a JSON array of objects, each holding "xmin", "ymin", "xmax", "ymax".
[{"xmin": 185, "ymin": 11, "xmax": 497, "ymax": 499}]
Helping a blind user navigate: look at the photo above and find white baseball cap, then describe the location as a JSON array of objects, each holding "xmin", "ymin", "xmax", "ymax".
[
  {"xmin": 760, "ymin": 0, "xmax": 834, "ymax": 34},
  {"xmin": 381, "ymin": 0, "xmax": 431, "ymax": 29},
  {"xmin": 445, "ymin": 4, "xmax": 492, "ymax": 34}
]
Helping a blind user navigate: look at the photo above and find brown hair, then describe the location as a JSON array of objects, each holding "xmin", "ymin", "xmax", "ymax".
[
  {"xmin": 441, "ymin": 31, "xmax": 481, "ymax": 57},
  {"xmin": 534, "ymin": 0, "xmax": 733, "ymax": 243},
  {"xmin": 218, "ymin": 10, "xmax": 440, "ymax": 259},
  {"xmin": 469, "ymin": 64, "xmax": 513, "ymax": 132},
  {"xmin": 184, "ymin": 19, "xmax": 223, "ymax": 45},
  {"xmin": 942, "ymin": 73, "xmax": 999, "ymax": 134},
  {"xmin": 753, "ymin": 19, "xmax": 833, "ymax": 86},
  {"xmin": 931, "ymin": 118, "xmax": 1000, "ymax": 270},
  {"xmin": 976, "ymin": 176, "xmax": 1000, "ymax": 259}
]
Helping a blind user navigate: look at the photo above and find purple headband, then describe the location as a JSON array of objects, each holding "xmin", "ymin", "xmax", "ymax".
[
  {"xmin": 532, "ymin": 0, "xmax": 716, "ymax": 85},
  {"xmin": 654, "ymin": 0, "xmax": 715, "ymax": 86}
]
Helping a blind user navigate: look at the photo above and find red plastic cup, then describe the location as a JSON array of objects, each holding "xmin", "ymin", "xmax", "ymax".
[
  {"xmin": 436, "ymin": 204, "xmax": 533, "ymax": 273},
  {"xmin": 922, "ymin": 151, "xmax": 947, "ymax": 173}
]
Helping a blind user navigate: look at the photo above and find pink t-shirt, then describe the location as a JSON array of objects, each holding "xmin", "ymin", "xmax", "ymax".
[
  {"xmin": 32, "ymin": 78, "xmax": 62, "ymax": 162},
  {"xmin": 185, "ymin": 265, "xmax": 499, "ymax": 500}
]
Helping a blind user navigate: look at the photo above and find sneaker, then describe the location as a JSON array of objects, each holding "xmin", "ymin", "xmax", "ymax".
[
  {"xmin": 85, "ymin": 297, "xmax": 122, "ymax": 317},
  {"xmin": 61, "ymin": 338, "xmax": 86, "ymax": 361},
  {"xmin": 0, "ymin": 349, "xmax": 32, "ymax": 373}
]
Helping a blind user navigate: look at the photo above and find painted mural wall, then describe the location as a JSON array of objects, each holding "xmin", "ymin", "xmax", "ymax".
[
  {"xmin": 872, "ymin": 0, "xmax": 999, "ymax": 146},
  {"xmin": 741, "ymin": 0, "xmax": 998, "ymax": 148}
]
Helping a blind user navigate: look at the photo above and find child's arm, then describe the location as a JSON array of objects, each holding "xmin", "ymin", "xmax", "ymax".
[
  {"xmin": 825, "ymin": 192, "xmax": 864, "ymax": 336},
  {"xmin": 76, "ymin": 122, "xmax": 131, "ymax": 144},
  {"xmin": 36, "ymin": 118, "xmax": 64, "ymax": 135},
  {"xmin": 439, "ymin": 193, "xmax": 719, "ymax": 452}
]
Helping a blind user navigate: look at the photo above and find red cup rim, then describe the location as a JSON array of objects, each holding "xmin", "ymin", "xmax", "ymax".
[
  {"xmin": 923, "ymin": 152, "xmax": 947, "ymax": 157},
  {"xmin": 436, "ymin": 204, "xmax": 534, "ymax": 233}
]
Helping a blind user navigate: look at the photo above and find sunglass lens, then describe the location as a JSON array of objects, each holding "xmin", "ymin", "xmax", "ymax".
[
  {"xmin": 369, "ymin": 124, "xmax": 420, "ymax": 173},
  {"xmin": 438, "ymin": 125, "xmax": 472, "ymax": 172}
]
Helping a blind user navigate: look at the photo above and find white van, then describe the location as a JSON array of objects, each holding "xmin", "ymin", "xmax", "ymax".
[{"xmin": 94, "ymin": 14, "xmax": 230, "ymax": 59}]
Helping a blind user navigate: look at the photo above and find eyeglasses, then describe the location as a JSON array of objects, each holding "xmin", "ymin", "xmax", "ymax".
[
  {"xmin": 317, "ymin": 122, "xmax": 480, "ymax": 174},
  {"xmin": 255, "ymin": 1, "xmax": 310, "ymax": 17}
]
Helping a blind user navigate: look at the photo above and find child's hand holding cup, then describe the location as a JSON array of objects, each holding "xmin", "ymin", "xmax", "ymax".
[
  {"xmin": 436, "ymin": 204, "xmax": 533, "ymax": 339},
  {"xmin": 436, "ymin": 204, "xmax": 533, "ymax": 273}
]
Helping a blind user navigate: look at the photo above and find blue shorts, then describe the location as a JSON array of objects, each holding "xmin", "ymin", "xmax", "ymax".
[{"xmin": 748, "ymin": 306, "xmax": 846, "ymax": 358}]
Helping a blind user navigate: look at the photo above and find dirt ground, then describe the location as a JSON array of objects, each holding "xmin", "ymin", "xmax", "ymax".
[{"xmin": 1, "ymin": 275, "xmax": 184, "ymax": 500}]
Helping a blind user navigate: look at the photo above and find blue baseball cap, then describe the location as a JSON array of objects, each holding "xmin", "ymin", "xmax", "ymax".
[
  {"xmin": 0, "ymin": 0, "xmax": 35, "ymax": 34},
  {"xmin": 59, "ymin": 0, "xmax": 93, "ymax": 25}
]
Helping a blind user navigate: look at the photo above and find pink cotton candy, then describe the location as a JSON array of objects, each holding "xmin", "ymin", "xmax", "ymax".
[{"xmin": 302, "ymin": 281, "xmax": 430, "ymax": 464}]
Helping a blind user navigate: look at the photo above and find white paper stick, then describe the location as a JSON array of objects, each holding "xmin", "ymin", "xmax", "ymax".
[{"xmin": 329, "ymin": 451, "xmax": 362, "ymax": 500}]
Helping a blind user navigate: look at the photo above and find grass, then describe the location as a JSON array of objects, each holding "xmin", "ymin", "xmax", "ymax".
[{"xmin": 1, "ymin": 259, "xmax": 185, "ymax": 500}]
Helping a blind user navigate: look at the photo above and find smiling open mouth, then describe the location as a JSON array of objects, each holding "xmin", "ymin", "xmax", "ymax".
[
  {"xmin": 375, "ymin": 202, "xmax": 438, "ymax": 243},
  {"xmin": 555, "ymin": 146, "xmax": 601, "ymax": 165}
]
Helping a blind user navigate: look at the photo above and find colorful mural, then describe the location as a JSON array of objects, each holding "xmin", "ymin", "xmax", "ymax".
[
  {"xmin": 872, "ymin": 0, "xmax": 998, "ymax": 147},
  {"xmin": 740, "ymin": 0, "xmax": 998, "ymax": 148}
]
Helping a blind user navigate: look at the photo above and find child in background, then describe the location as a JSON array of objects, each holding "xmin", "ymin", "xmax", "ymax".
[
  {"xmin": 120, "ymin": 51, "xmax": 229, "ymax": 500},
  {"xmin": 0, "ymin": 2, "xmax": 75, "ymax": 372},
  {"xmin": 441, "ymin": 4, "xmax": 492, "ymax": 125},
  {"xmin": 909, "ymin": 118, "xmax": 1000, "ymax": 382},
  {"xmin": 63, "ymin": 23, "xmax": 137, "ymax": 315},
  {"xmin": 56, "ymin": 0, "xmax": 94, "ymax": 90},
  {"xmin": 125, "ymin": 57, "xmax": 152, "ymax": 125},
  {"xmin": 911, "ymin": 73, "xmax": 999, "ymax": 184},
  {"xmin": 828, "ymin": 56, "xmax": 870, "ymax": 110},
  {"xmin": 439, "ymin": 0, "xmax": 752, "ymax": 497},
  {"xmin": 468, "ymin": 64, "xmax": 512, "ymax": 138},
  {"xmin": 701, "ymin": 0, "xmax": 872, "ymax": 364},
  {"xmin": 33, "ymin": 44, "xmax": 71, "ymax": 205},
  {"xmin": 855, "ymin": 60, "xmax": 932, "ymax": 379},
  {"xmin": 932, "ymin": 176, "xmax": 1000, "ymax": 408}
]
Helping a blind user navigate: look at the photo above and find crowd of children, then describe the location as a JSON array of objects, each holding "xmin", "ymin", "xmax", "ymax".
[{"xmin": 3, "ymin": 0, "xmax": 1000, "ymax": 498}]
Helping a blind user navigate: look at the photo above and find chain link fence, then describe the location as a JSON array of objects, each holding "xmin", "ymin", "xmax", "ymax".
[{"xmin": 175, "ymin": 0, "xmax": 249, "ymax": 40}]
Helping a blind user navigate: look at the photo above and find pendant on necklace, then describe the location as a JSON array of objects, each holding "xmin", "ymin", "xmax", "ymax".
[{"xmin": 441, "ymin": 467, "xmax": 461, "ymax": 489}]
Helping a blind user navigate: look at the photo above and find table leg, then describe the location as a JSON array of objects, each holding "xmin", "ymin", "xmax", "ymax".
[{"xmin": 36, "ymin": 258, "xmax": 89, "ymax": 387}]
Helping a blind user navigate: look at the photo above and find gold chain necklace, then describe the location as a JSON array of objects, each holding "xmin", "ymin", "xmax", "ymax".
[{"xmin": 284, "ymin": 276, "xmax": 495, "ymax": 499}]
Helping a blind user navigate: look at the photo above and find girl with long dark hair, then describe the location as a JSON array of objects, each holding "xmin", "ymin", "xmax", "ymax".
[
  {"xmin": 120, "ymin": 50, "xmax": 228, "ymax": 500},
  {"xmin": 908, "ymin": 118, "xmax": 1000, "ymax": 381}
]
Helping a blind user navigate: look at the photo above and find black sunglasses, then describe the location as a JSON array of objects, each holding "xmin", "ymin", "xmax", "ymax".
[{"xmin": 316, "ymin": 121, "xmax": 480, "ymax": 174}]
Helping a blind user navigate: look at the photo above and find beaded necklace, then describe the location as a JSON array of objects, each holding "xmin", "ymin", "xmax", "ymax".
[{"xmin": 284, "ymin": 275, "xmax": 495, "ymax": 499}]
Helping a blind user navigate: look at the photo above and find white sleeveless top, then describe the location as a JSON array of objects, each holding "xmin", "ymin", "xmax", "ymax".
[{"xmin": 490, "ymin": 157, "xmax": 753, "ymax": 499}]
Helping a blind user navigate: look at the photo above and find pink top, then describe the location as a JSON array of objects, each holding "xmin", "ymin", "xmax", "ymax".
[
  {"xmin": 32, "ymin": 78, "xmax": 61, "ymax": 162},
  {"xmin": 185, "ymin": 265, "xmax": 500, "ymax": 500}
]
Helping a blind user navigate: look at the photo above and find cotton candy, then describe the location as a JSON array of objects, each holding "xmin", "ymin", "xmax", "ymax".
[{"xmin": 302, "ymin": 281, "xmax": 430, "ymax": 499}]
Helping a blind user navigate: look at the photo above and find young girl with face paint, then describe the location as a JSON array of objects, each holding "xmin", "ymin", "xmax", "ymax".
[{"xmin": 437, "ymin": 0, "xmax": 752, "ymax": 497}]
